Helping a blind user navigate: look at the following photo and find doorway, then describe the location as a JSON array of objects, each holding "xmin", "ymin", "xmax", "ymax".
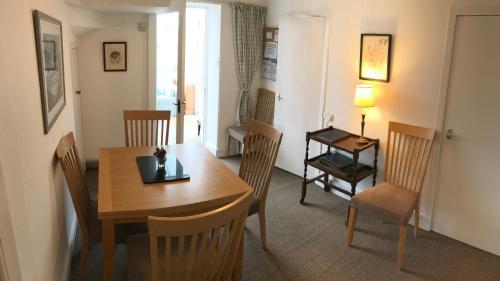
[
  {"xmin": 69, "ymin": 43, "xmax": 85, "ymax": 166},
  {"xmin": 275, "ymin": 13, "xmax": 329, "ymax": 176},
  {"xmin": 156, "ymin": 2, "xmax": 221, "ymax": 145},
  {"xmin": 433, "ymin": 14, "xmax": 500, "ymax": 255}
]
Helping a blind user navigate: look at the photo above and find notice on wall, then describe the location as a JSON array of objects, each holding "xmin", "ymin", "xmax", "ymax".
[{"xmin": 261, "ymin": 28, "xmax": 278, "ymax": 81}]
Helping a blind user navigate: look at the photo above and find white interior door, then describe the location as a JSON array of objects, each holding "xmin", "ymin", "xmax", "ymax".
[
  {"xmin": 275, "ymin": 15, "xmax": 326, "ymax": 176},
  {"xmin": 69, "ymin": 45, "xmax": 85, "ymax": 165},
  {"xmin": 433, "ymin": 15, "xmax": 500, "ymax": 256},
  {"xmin": 155, "ymin": 0, "xmax": 186, "ymax": 144}
]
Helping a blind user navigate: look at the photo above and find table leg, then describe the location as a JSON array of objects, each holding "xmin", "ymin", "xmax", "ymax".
[{"xmin": 103, "ymin": 219, "xmax": 115, "ymax": 281}]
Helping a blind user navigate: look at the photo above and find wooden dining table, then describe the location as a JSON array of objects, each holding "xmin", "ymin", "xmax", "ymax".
[{"xmin": 98, "ymin": 143, "xmax": 253, "ymax": 280}]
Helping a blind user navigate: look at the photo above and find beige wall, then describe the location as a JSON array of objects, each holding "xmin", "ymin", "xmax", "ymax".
[
  {"xmin": 79, "ymin": 16, "xmax": 148, "ymax": 160},
  {"xmin": 0, "ymin": 0, "xmax": 80, "ymax": 279},
  {"xmin": 265, "ymin": 0, "xmax": 499, "ymax": 229}
]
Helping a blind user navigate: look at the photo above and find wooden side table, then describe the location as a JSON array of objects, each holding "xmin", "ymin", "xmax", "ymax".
[{"xmin": 300, "ymin": 126, "xmax": 379, "ymax": 222}]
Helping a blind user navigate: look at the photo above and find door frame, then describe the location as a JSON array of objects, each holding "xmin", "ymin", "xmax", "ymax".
[{"xmin": 430, "ymin": 5, "xmax": 500, "ymax": 229}]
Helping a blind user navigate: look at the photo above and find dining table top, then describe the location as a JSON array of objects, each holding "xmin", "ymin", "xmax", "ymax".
[{"xmin": 98, "ymin": 143, "xmax": 253, "ymax": 220}]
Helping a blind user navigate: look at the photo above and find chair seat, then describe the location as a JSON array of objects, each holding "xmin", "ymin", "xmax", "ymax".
[
  {"xmin": 248, "ymin": 193, "xmax": 260, "ymax": 216},
  {"xmin": 226, "ymin": 125, "xmax": 247, "ymax": 142},
  {"xmin": 351, "ymin": 182, "xmax": 418, "ymax": 225},
  {"xmin": 86, "ymin": 200, "xmax": 148, "ymax": 243}
]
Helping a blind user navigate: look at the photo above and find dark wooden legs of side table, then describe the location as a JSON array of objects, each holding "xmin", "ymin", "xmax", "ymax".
[
  {"xmin": 300, "ymin": 182, "xmax": 307, "ymax": 204},
  {"xmin": 301, "ymin": 134, "xmax": 310, "ymax": 204}
]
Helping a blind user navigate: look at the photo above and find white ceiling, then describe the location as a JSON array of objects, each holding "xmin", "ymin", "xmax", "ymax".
[{"xmin": 66, "ymin": 0, "xmax": 171, "ymax": 13}]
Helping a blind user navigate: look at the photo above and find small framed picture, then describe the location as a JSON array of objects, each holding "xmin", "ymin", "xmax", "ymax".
[
  {"xmin": 359, "ymin": 34, "xmax": 392, "ymax": 82},
  {"xmin": 33, "ymin": 10, "xmax": 66, "ymax": 134},
  {"xmin": 103, "ymin": 42, "xmax": 127, "ymax": 72}
]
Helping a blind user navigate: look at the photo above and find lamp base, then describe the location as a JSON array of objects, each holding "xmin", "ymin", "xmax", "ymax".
[{"xmin": 356, "ymin": 137, "xmax": 369, "ymax": 144}]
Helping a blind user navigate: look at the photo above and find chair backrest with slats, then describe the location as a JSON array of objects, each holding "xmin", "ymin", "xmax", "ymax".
[
  {"xmin": 239, "ymin": 120, "xmax": 283, "ymax": 203},
  {"xmin": 56, "ymin": 132, "xmax": 90, "ymax": 242},
  {"xmin": 123, "ymin": 110, "xmax": 171, "ymax": 147},
  {"xmin": 254, "ymin": 88, "xmax": 275, "ymax": 126},
  {"xmin": 384, "ymin": 121, "xmax": 435, "ymax": 194},
  {"xmin": 147, "ymin": 191, "xmax": 253, "ymax": 281}
]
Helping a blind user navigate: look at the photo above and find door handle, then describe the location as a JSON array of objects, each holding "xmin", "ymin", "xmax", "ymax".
[
  {"xmin": 446, "ymin": 129, "xmax": 457, "ymax": 140},
  {"xmin": 75, "ymin": 90, "xmax": 81, "ymax": 95},
  {"xmin": 172, "ymin": 99, "xmax": 187, "ymax": 114}
]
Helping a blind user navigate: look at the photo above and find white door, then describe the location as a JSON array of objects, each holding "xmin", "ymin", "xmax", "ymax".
[
  {"xmin": 69, "ymin": 45, "xmax": 85, "ymax": 164},
  {"xmin": 155, "ymin": 1, "xmax": 187, "ymax": 144},
  {"xmin": 433, "ymin": 15, "xmax": 500, "ymax": 256},
  {"xmin": 275, "ymin": 15, "xmax": 326, "ymax": 176}
]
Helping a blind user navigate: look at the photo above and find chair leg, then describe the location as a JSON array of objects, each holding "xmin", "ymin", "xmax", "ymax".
[
  {"xmin": 414, "ymin": 203, "xmax": 420, "ymax": 237},
  {"xmin": 127, "ymin": 252, "xmax": 134, "ymax": 281},
  {"xmin": 258, "ymin": 208, "xmax": 267, "ymax": 249},
  {"xmin": 226, "ymin": 134, "xmax": 231, "ymax": 158},
  {"xmin": 80, "ymin": 241, "xmax": 89, "ymax": 281},
  {"xmin": 398, "ymin": 225, "xmax": 408, "ymax": 270},
  {"xmin": 346, "ymin": 207, "xmax": 358, "ymax": 246}
]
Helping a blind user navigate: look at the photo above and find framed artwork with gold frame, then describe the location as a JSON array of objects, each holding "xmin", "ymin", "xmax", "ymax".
[{"xmin": 359, "ymin": 34, "xmax": 392, "ymax": 82}]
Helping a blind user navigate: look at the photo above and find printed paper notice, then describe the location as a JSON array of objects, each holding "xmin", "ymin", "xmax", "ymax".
[{"xmin": 261, "ymin": 41, "xmax": 278, "ymax": 81}]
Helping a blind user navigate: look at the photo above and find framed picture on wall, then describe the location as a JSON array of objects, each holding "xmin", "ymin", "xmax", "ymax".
[
  {"xmin": 33, "ymin": 10, "xmax": 66, "ymax": 134},
  {"xmin": 359, "ymin": 34, "xmax": 392, "ymax": 82},
  {"xmin": 103, "ymin": 42, "xmax": 127, "ymax": 72}
]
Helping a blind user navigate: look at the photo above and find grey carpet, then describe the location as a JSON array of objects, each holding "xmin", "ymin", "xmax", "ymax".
[{"xmin": 70, "ymin": 157, "xmax": 500, "ymax": 281}]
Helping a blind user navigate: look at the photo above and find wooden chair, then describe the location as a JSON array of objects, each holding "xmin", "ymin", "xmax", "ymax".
[
  {"xmin": 126, "ymin": 190, "xmax": 254, "ymax": 281},
  {"xmin": 239, "ymin": 120, "xmax": 283, "ymax": 249},
  {"xmin": 226, "ymin": 88, "xmax": 275, "ymax": 157},
  {"xmin": 123, "ymin": 110, "xmax": 171, "ymax": 147},
  {"xmin": 346, "ymin": 121, "xmax": 435, "ymax": 270},
  {"xmin": 56, "ymin": 132, "xmax": 148, "ymax": 280}
]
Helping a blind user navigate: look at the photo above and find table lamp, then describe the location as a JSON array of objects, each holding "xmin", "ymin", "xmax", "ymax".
[{"xmin": 354, "ymin": 85, "xmax": 375, "ymax": 144}]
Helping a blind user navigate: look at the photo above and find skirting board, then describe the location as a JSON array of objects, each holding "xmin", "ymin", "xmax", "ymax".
[
  {"xmin": 204, "ymin": 142, "xmax": 226, "ymax": 158},
  {"xmin": 62, "ymin": 217, "xmax": 78, "ymax": 281}
]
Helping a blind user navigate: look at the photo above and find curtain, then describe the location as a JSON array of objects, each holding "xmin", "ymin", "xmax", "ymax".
[{"xmin": 230, "ymin": 2, "xmax": 267, "ymax": 125}]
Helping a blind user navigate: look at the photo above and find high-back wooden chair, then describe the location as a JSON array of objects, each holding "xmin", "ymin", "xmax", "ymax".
[
  {"xmin": 126, "ymin": 191, "xmax": 253, "ymax": 281},
  {"xmin": 253, "ymin": 88, "xmax": 275, "ymax": 125},
  {"xmin": 56, "ymin": 132, "xmax": 91, "ymax": 279},
  {"xmin": 239, "ymin": 119, "xmax": 283, "ymax": 248},
  {"xmin": 226, "ymin": 88, "xmax": 275, "ymax": 157},
  {"xmin": 346, "ymin": 121, "xmax": 435, "ymax": 270},
  {"xmin": 57, "ymin": 132, "xmax": 148, "ymax": 280},
  {"xmin": 123, "ymin": 110, "xmax": 171, "ymax": 147}
]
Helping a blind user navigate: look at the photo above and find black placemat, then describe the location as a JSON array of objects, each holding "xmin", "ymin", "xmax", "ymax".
[{"xmin": 136, "ymin": 156, "xmax": 190, "ymax": 184}]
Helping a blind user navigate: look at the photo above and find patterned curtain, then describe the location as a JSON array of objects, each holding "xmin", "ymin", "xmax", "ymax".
[{"xmin": 230, "ymin": 2, "xmax": 267, "ymax": 125}]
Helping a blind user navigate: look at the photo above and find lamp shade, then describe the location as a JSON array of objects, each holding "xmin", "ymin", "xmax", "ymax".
[{"xmin": 354, "ymin": 85, "xmax": 375, "ymax": 108}]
